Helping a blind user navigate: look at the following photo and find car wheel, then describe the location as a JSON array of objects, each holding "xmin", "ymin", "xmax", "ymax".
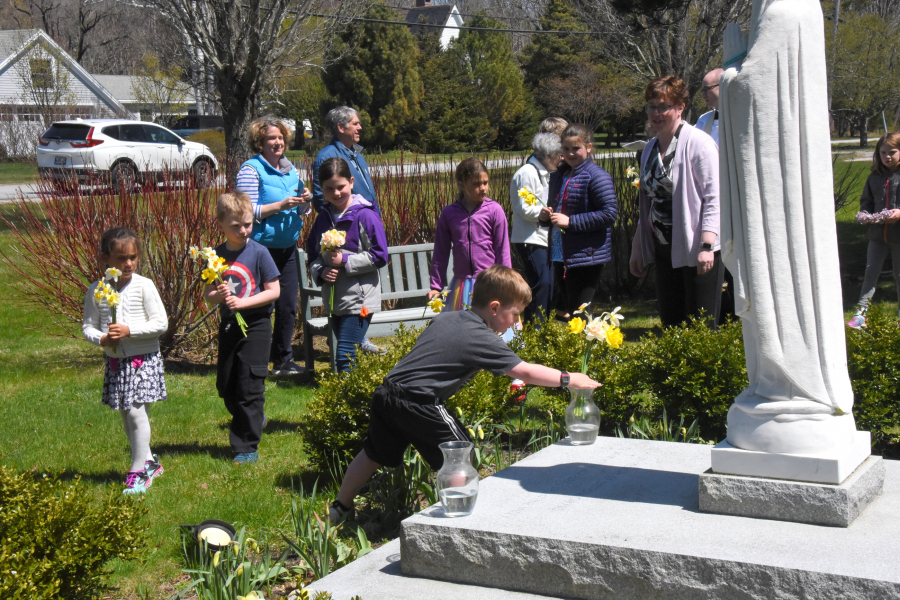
[
  {"xmin": 192, "ymin": 160, "xmax": 215, "ymax": 188},
  {"xmin": 112, "ymin": 162, "xmax": 137, "ymax": 192}
]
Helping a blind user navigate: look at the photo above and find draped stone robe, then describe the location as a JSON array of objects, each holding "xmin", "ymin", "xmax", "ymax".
[{"xmin": 719, "ymin": 0, "xmax": 856, "ymax": 455}]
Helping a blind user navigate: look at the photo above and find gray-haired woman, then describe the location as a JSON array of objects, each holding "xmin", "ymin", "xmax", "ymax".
[{"xmin": 509, "ymin": 132, "xmax": 561, "ymax": 322}]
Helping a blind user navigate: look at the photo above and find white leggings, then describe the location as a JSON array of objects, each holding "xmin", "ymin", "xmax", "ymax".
[
  {"xmin": 120, "ymin": 403, "xmax": 154, "ymax": 473},
  {"xmin": 857, "ymin": 239, "xmax": 900, "ymax": 314}
]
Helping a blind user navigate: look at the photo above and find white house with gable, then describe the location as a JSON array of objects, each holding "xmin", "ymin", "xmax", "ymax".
[
  {"xmin": 0, "ymin": 29, "xmax": 135, "ymax": 156},
  {"xmin": 399, "ymin": 0, "xmax": 464, "ymax": 50}
]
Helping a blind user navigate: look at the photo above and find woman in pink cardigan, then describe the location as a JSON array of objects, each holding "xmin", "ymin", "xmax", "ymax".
[{"xmin": 629, "ymin": 75, "xmax": 723, "ymax": 329}]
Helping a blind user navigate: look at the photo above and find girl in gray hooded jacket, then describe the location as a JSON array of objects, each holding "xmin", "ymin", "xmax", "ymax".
[{"xmin": 308, "ymin": 158, "xmax": 389, "ymax": 370}]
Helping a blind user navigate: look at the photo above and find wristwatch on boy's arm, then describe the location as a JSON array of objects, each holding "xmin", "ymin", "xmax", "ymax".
[{"xmin": 559, "ymin": 370, "xmax": 570, "ymax": 390}]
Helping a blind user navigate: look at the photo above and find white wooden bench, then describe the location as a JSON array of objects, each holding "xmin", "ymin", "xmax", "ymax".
[{"xmin": 296, "ymin": 243, "xmax": 449, "ymax": 371}]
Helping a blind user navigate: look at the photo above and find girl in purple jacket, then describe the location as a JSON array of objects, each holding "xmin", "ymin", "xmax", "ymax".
[
  {"xmin": 308, "ymin": 158, "xmax": 389, "ymax": 371},
  {"xmin": 428, "ymin": 158, "xmax": 512, "ymax": 310}
]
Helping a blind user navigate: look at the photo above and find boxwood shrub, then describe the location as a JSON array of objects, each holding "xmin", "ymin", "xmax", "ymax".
[
  {"xmin": 0, "ymin": 467, "xmax": 147, "ymax": 599},
  {"xmin": 846, "ymin": 305, "xmax": 900, "ymax": 447},
  {"xmin": 301, "ymin": 307, "xmax": 900, "ymax": 470}
]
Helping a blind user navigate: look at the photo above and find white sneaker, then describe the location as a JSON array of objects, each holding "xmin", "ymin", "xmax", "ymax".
[
  {"xmin": 328, "ymin": 500, "xmax": 351, "ymax": 524},
  {"xmin": 359, "ymin": 338, "xmax": 387, "ymax": 354}
]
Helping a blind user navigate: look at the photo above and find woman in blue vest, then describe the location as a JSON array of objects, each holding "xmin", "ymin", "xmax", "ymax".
[{"xmin": 236, "ymin": 116, "xmax": 312, "ymax": 376}]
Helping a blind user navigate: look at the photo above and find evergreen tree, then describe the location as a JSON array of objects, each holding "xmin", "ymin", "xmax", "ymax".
[
  {"xmin": 323, "ymin": 3, "xmax": 423, "ymax": 148},
  {"xmin": 519, "ymin": 0, "xmax": 595, "ymax": 91},
  {"xmin": 408, "ymin": 32, "xmax": 491, "ymax": 152},
  {"xmin": 448, "ymin": 14, "xmax": 531, "ymax": 148}
]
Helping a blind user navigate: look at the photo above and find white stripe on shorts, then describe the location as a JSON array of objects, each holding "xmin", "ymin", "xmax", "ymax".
[{"xmin": 438, "ymin": 404, "xmax": 468, "ymax": 441}]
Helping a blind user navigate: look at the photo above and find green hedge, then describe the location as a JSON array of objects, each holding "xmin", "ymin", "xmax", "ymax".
[
  {"xmin": 846, "ymin": 305, "xmax": 900, "ymax": 446},
  {"xmin": 0, "ymin": 468, "xmax": 147, "ymax": 599},
  {"xmin": 300, "ymin": 309, "xmax": 900, "ymax": 470}
]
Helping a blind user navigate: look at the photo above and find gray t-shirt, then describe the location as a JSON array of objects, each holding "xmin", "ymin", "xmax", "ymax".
[{"xmin": 387, "ymin": 310, "xmax": 523, "ymax": 402}]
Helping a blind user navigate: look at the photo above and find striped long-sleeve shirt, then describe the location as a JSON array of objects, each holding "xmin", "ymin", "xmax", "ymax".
[{"xmin": 235, "ymin": 156, "xmax": 306, "ymax": 221}]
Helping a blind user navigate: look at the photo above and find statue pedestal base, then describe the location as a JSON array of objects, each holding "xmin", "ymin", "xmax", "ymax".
[
  {"xmin": 702, "ymin": 434, "xmax": 882, "ymax": 527},
  {"xmin": 711, "ymin": 430, "xmax": 871, "ymax": 484}
]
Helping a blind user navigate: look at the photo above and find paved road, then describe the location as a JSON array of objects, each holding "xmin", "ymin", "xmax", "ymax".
[
  {"xmin": 0, "ymin": 183, "xmax": 39, "ymax": 203},
  {"xmin": 0, "ymin": 146, "xmax": 856, "ymax": 203}
]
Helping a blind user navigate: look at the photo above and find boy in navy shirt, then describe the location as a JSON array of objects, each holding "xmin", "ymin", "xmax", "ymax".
[
  {"xmin": 205, "ymin": 192, "xmax": 281, "ymax": 464},
  {"xmin": 329, "ymin": 266, "xmax": 600, "ymax": 522}
]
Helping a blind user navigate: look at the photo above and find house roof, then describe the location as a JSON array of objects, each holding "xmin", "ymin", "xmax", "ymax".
[
  {"xmin": 0, "ymin": 29, "xmax": 41, "ymax": 63},
  {"xmin": 91, "ymin": 75, "xmax": 137, "ymax": 102},
  {"xmin": 399, "ymin": 5, "xmax": 455, "ymax": 35},
  {"xmin": 0, "ymin": 29, "xmax": 134, "ymax": 117},
  {"xmin": 91, "ymin": 74, "xmax": 196, "ymax": 106}
]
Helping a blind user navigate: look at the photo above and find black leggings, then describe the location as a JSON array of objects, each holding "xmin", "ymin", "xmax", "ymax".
[
  {"xmin": 654, "ymin": 243, "xmax": 723, "ymax": 329},
  {"xmin": 552, "ymin": 262, "xmax": 604, "ymax": 318}
]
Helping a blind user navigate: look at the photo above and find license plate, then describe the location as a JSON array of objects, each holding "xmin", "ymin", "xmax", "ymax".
[{"xmin": 54, "ymin": 156, "xmax": 66, "ymax": 165}]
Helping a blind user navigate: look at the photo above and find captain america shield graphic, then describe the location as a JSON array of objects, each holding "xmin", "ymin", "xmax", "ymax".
[{"xmin": 222, "ymin": 261, "xmax": 257, "ymax": 299}]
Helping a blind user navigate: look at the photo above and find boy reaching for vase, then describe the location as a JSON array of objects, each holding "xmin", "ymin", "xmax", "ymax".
[{"xmin": 329, "ymin": 265, "xmax": 600, "ymax": 523}]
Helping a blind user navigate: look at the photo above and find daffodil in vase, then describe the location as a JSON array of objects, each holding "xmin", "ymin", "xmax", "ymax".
[{"xmin": 565, "ymin": 304, "xmax": 624, "ymax": 445}]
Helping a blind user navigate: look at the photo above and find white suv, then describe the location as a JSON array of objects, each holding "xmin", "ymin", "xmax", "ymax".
[{"xmin": 37, "ymin": 119, "xmax": 218, "ymax": 187}]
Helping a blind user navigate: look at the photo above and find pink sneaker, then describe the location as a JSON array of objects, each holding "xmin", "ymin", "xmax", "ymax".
[
  {"xmin": 846, "ymin": 315, "xmax": 865, "ymax": 329},
  {"xmin": 144, "ymin": 454, "xmax": 164, "ymax": 481},
  {"xmin": 123, "ymin": 471, "xmax": 150, "ymax": 495}
]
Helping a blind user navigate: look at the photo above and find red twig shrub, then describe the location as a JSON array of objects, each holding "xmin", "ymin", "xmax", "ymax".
[
  {"xmin": 0, "ymin": 172, "xmax": 223, "ymax": 356},
  {"xmin": 293, "ymin": 151, "xmax": 528, "ymax": 247}
]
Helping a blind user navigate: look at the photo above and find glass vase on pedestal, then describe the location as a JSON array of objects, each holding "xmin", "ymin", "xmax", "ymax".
[{"xmin": 436, "ymin": 441, "xmax": 479, "ymax": 517}]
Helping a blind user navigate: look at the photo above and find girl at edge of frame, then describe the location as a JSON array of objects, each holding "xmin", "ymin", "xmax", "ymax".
[
  {"xmin": 307, "ymin": 157, "xmax": 389, "ymax": 372},
  {"xmin": 428, "ymin": 157, "xmax": 513, "ymax": 313},
  {"xmin": 846, "ymin": 132, "xmax": 900, "ymax": 328},
  {"xmin": 82, "ymin": 227, "xmax": 168, "ymax": 495},
  {"xmin": 543, "ymin": 123, "xmax": 619, "ymax": 323}
]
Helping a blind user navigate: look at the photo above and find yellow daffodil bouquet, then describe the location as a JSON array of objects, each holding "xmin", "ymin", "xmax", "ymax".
[
  {"xmin": 424, "ymin": 289, "xmax": 449, "ymax": 318},
  {"xmin": 92, "ymin": 267, "xmax": 123, "ymax": 323},
  {"xmin": 319, "ymin": 229, "xmax": 346, "ymax": 315},
  {"xmin": 190, "ymin": 245, "xmax": 247, "ymax": 336},
  {"xmin": 518, "ymin": 186, "xmax": 544, "ymax": 208},
  {"xmin": 567, "ymin": 304, "xmax": 625, "ymax": 374},
  {"xmin": 320, "ymin": 229, "xmax": 346, "ymax": 253}
]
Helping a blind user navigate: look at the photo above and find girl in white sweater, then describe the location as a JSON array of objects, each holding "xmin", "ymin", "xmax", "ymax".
[{"xmin": 83, "ymin": 227, "xmax": 168, "ymax": 495}]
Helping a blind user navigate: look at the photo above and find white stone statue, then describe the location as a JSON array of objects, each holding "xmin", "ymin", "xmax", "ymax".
[{"xmin": 718, "ymin": 0, "xmax": 860, "ymax": 457}]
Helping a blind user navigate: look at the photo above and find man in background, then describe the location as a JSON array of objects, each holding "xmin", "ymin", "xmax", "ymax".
[{"xmin": 695, "ymin": 68, "xmax": 723, "ymax": 146}]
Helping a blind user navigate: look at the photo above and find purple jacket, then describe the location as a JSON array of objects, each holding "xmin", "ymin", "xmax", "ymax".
[
  {"xmin": 547, "ymin": 158, "xmax": 618, "ymax": 268},
  {"xmin": 307, "ymin": 195, "xmax": 389, "ymax": 316},
  {"xmin": 429, "ymin": 198, "xmax": 512, "ymax": 291}
]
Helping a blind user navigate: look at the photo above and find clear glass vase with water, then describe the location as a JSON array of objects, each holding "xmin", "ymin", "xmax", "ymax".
[
  {"xmin": 436, "ymin": 441, "xmax": 479, "ymax": 517},
  {"xmin": 565, "ymin": 387, "xmax": 600, "ymax": 445}
]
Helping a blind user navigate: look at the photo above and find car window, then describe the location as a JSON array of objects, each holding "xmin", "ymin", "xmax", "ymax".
[
  {"xmin": 101, "ymin": 125, "xmax": 121, "ymax": 140},
  {"xmin": 143, "ymin": 124, "xmax": 180, "ymax": 144},
  {"xmin": 42, "ymin": 123, "xmax": 91, "ymax": 140},
  {"xmin": 120, "ymin": 124, "xmax": 148, "ymax": 143}
]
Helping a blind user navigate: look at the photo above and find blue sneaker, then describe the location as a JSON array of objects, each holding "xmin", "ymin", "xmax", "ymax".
[
  {"xmin": 846, "ymin": 315, "xmax": 865, "ymax": 329},
  {"xmin": 233, "ymin": 451, "xmax": 259, "ymax": 465},
  {"xmin": 123, "ymin": 470, "xmax": 150, "ymax": 495}
]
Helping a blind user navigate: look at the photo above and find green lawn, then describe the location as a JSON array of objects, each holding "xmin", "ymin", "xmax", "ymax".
[
  {"xmin": 0, "ymin": 161, "xmax": 37, "ymax": 184},
  {"xmin": 0, "ymin": 205, "xmax": 321, "ymax": 598}
]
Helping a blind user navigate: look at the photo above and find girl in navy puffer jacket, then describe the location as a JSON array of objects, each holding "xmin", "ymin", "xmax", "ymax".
[{"xmin": 544, "ymin": 124, "xmax": 618, "ymax": 321}]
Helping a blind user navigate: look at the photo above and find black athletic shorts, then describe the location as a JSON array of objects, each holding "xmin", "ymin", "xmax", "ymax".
[{"xmin": 362, "ymin": 379, "xmax": 472, "ymax": 470}]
